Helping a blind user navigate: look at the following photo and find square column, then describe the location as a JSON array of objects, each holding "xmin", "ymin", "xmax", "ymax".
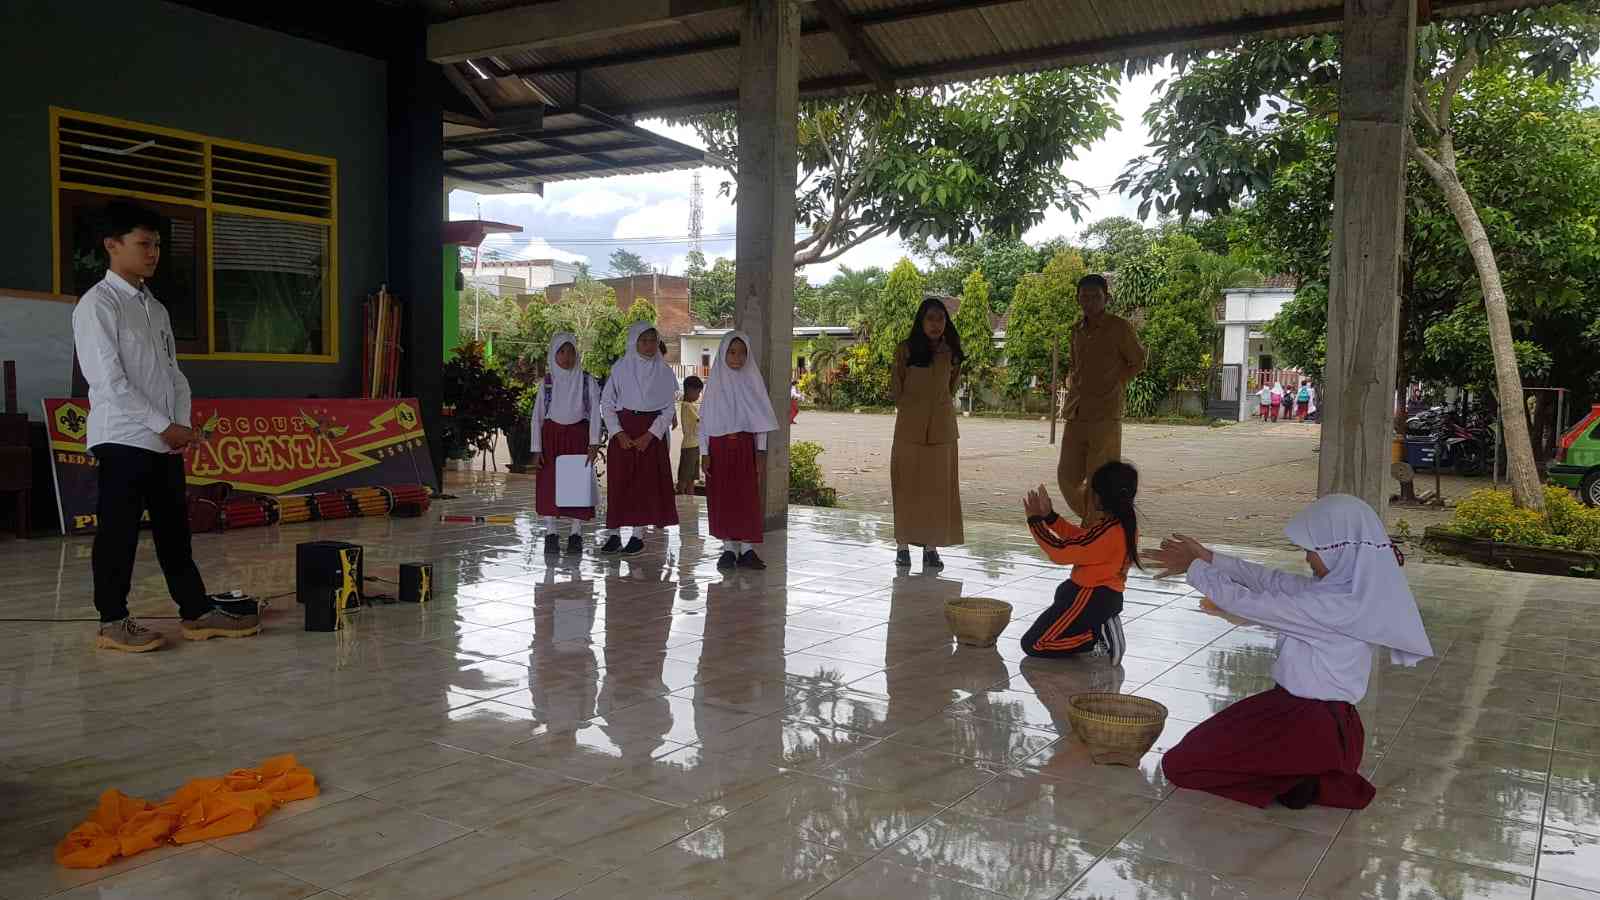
[
  {"xmin": 1319, "ymin": 0, "xmax": 1416, "ymax": 513},
  {"xmin": 734, "ymin": 0, "xmax": 799, "ymax": 530}
]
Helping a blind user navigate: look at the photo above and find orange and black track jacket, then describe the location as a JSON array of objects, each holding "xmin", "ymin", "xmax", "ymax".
[{"xmin": 1026, "ymin": 513, "xmax": 1133, "ymax": 591}]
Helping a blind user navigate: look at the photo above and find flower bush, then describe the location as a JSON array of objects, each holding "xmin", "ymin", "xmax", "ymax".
[{"xmin": 1445, "ymin": 486, "xmax": 1600, "ymax": 553}]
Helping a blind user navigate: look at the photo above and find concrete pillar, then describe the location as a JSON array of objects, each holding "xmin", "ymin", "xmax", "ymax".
[
  {"xmin": 387, "ymin": 12, "xmax": 447, "ymax": 489},
  {"xmin": 1318, "ymin": 0, "xmax": 1415, "ymax": 513},
  {"xmin": 734, "ymin": 0, "xmax": 799, "ymax": 530}
]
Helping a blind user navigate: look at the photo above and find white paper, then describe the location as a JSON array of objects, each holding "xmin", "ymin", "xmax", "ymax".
[{"xmin": 555, "ymin": 454, "xmax": 597, "ymax": 508}]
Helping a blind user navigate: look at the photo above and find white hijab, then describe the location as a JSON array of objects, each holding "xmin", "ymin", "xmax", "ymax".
[
  {"xmin": 700, "ymin": 331, "xmax": 779, "ymax": 439},
  {"xmin": 608, "ymin": 322, "xmax": 678, "ymax": 412},
  {"xmin": 1284, "ymin": 493, "xmax": 1434, "ymax": 667},
  {"xmin": 543, "ymin": 332, "xmax": 588, "ymax": 424}
]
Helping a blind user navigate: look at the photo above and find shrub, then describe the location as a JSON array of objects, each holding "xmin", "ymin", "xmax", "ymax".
[
  {"xmin": 789, "ymin": 441, "xmax": 838, "ymax": 507},
  {"xmin": 1445, "ymin": 486, "xmax": 1600, "ymax": 553},
  {"xmin": 830, "ymin": 343, "xmax": 889, "ymax": 409}
]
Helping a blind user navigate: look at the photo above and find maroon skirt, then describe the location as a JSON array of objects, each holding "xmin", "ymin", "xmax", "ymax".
[
  {"xmin": 605, "ymin": 409, "xmax": 679, "ymax": 529},
  {"xmin": 1162, "ymin": 685, "xmax": 1374, "ymax": 809},
  {"xmin": 706, "ymin": 432, "xmax": 763, "ymax": 543},
  {"xmin": 535, "ymin": 419, "xmax": 595, "ymax": 519}
]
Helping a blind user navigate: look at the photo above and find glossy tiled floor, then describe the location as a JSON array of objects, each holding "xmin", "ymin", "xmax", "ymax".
[{"xmin": 2, "ymin": 474, "xmax": 1599, "ymax": 899}]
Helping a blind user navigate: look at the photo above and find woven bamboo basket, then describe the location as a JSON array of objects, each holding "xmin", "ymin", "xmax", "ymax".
[
  {"xmin": 1066, "ymin": 693, "xmax": 1168, "ymax": 767},
  {"xmin": 944, "ymin": 598, "xmax": 1013, "ymax": 647}
]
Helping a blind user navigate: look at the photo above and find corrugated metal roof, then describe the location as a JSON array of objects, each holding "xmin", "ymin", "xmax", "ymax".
[
  {"xmin": 425, "ymin": 0, "xmax": 1561, "ymax": 118},
  {"xmin": 442, "ymin": 104, "xmax": 723, "ymax": 190}
]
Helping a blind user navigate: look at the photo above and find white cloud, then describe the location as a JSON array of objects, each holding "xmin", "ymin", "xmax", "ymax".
[
  {"xmin": 551, "ymin": 188, "xmax": 642, "ymax": 219},
  {"xmin": 802, "ymin": 232, "xmax": 916, "ymax": 283}
]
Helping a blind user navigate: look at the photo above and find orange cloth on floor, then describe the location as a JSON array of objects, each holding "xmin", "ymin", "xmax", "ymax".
[{"xmin": 54, "ymin": 755, "xmax": 317, "ymax": 869}]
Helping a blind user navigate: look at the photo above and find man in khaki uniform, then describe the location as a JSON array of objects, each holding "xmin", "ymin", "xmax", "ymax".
[{"xmin": 1057, "ymin": 274, "xmax": 1147, "ymax": 521}]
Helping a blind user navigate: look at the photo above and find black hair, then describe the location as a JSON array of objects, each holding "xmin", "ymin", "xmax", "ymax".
[
  {"xmin": 683, "ymin": 375, "xmax": 703, "ymax": 391},
  {"xmin": 98, "ymin": 200, "xmax": 165, "ymax": 245},
  {"xmin": 905, "ymin": 297, "xmax": 964, "ymax": 368},
  {"xmin": 1077, "ymin": 273, "xmax": 1109, "ymax": 294},
  {"xmin": 1090, "ymin": 460, "xmax": 1141, "ymax": 571}
]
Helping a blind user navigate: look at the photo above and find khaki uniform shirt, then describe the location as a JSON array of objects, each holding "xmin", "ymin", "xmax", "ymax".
[{"xmin": 1061, "ymin": 312, "xmax": 1147, "ymax": 423}]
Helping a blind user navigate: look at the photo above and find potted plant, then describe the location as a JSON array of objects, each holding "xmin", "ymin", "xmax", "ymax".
[
  {"xmin": 502, "ymin": 357, "xmax": 542, "ymax": 473},
  {"xmin": 441, "ymin": 342, "xmax": 511, "ymax": 464}
]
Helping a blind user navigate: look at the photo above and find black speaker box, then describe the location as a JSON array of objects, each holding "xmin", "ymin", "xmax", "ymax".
[{"xmin": 296, "ymin": 541, "xmax": 363, "ymax": 631}]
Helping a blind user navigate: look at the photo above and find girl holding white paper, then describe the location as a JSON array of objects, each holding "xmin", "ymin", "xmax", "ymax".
[
  {"xmin": 699, "ymin": 330, "xmax": 779, "ymax": 570},
  {"xmin": 530, "ymin": 333, "xmax": 602, "ymax": 555}
]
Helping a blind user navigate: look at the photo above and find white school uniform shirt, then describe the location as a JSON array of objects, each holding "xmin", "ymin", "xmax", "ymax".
[
  {"xmin": 1185, "ymin": 553, "xmax": 1375, "ymax": 704},
  {"xmin": 529, "ymin": 373, "xmax": 603, "ymax": 453},
  {"xmin": 1257, "ymin": 386, "xmax": 1273, "ymax": 405},
  {"xmin": 72, "ymin": 270, "xmax": 191, "ymax": 453}
]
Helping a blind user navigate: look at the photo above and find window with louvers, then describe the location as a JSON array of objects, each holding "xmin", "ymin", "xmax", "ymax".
[{"xmin": 52, "ymin": 108, "xmax": 337, "ymax": 360}]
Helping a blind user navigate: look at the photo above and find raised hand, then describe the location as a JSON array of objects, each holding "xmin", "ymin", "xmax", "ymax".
[{"xmin": 1142, "ymin": 534, "xmax": 1213, "ymax": 580}]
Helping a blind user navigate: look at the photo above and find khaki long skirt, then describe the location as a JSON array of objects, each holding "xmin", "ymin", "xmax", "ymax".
[{"xmin": 890, "ymin": 440, "xmax": 964, "ymax": 547}]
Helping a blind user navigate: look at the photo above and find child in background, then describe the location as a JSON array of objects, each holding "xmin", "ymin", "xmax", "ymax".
[
  {"xmin": 599, "ymin": 323, "xmax": 681, "ymax": 555},
  {"xmin": 701, "ymin": 331, "xmax": 779, "ymax": 570},
  {"xmin": 677, "ymin": 376, "xmax": 703, "ymax": 495},
  {"xmin": 530, "ymin": 333, "xmax": 602, "ymax": 555},
  {"xmin": 1257, "ymin": 383, "xmax": 1273, "ymax": 421},
  {"xmin": 789, "ymin": 381, "xmax": 802, "ymax": 424},
  {"xmin": 1297, "ymin": 382, "xmax": 1312, "ymax": 421},
  {"xmin": 1147, "ymin": 494, "xmax": 1433, "ymax": 810},
  {"xmin": 1270, "ymin": 381, "xmax": 1285, "ymax": 421},
  {"xmin": 1018, "ymin": 461, "xmax": 1141, "ymax": 665}
]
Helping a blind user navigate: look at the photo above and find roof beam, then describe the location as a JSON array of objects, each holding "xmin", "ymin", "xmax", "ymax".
[
  {"xmin": 441, "ymin": 62, "xmax": 497, "ymax": 124},
  {"xmin": 813, "ymin": 0, "xmax": 895, "ymax": 92},
  {"xmin": 447, "ymin": 156, "xmax": 690, "ymax": 180},
  {"xmin": 428, "ymin": 0, "xmax": 746, "ymax": 64},
  {"xmin": 445, "ymin": 122, "xmax": 612, "ymax": 149},
  {"xmin": 447, "ymin": 139, "xmax": 658, "ymax": 162},
  {"xmin": 501, "ymin": 0, "xmax": 1025, "ymax": 79},
  {"xmin": 447, "ymin": 145, "xmax": 554, "ymax": 180}
]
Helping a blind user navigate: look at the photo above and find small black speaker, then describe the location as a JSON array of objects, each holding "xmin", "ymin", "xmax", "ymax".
[
  {"xmin": 297, "ymin": 541, "xmax": 363, "ymax": 631},
  {"xmin": 399, "ymin": 562, "xmax": 432, "ymax": 604}
]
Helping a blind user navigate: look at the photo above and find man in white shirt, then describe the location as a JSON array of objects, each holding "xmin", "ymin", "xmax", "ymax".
[{"xmin": 72, "ymin": 201, "xmax": 259, "ymax": 652}]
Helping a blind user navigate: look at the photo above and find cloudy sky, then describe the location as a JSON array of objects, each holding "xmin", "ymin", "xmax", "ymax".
[{"xmin": 449, "ymin": 67, "xmax": 1168, "ymax": 284}]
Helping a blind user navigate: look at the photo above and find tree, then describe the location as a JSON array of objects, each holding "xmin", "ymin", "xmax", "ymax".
[
  {"xmin": 689, "ymin": 257, "xmax": 737, "ymax": 326},
  {"xmin": 459, "ymin": 286, "xmax": 523, "ymax": 346},
  {"xmin": 551, "ymin": 274, "xmax": 625, "ymax": 377},
  {"xmin": 803, "ymin": 333, "xmax": 843, "ymax": 406},
  {"xmin": 1003, "ymin": 249, "xmax": 1085, "ymax": 397},
  {"xmin": 914, "ymin": 235, "xmax": 1041, "ymax": 313},
  {"xmin": 679, "ymin": 70, "xmax": 1120, "ymax": 267},
  {"xmin": 954, "ymin": 269, "xmax": 998, "ymax": 405},
  {"xmin": 865, "ymin": 259, "xmax": 926, "ymax": 398},
  {"xmin": 1081, "ymin": 216, "xmax": 1154, "ymax": 273},
  {"xmin": 1115, "ymin": 8, "xmax": 1600, "ymax": 511},
  {"xmin": 608, "ymin": 248, "xmax": 653, "ymax": 276},
  {"xmin": 812, "ymin": 265, "xmax": 887, "ymax": 331},
  {"xmin": 793, "ymin": 276, "xmax": 823, "ymax": 326}
]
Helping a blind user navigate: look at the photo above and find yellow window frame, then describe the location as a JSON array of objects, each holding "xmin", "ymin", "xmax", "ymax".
[{"xmin": 50, "ymin": 106, "xmax": 340, "ymax": 364}]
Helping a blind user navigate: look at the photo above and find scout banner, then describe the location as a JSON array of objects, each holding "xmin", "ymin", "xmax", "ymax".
[{"xmin": 43, "ymin": 398, "xmax": 435, "ymax": 535}]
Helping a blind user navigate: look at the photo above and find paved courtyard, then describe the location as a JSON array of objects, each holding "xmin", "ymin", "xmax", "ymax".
[
  {"xmin": 1, "ymin": 473, "xmax": 1597, "ymax": 899},
  {"xmin": 791, "ymin": 412, "xmax": 1476, "ymax": 555}
]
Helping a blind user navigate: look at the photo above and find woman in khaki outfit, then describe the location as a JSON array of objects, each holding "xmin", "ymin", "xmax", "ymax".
[{"xmin": 891, "ymin": 297, "xmax": 965, "ymax": 571}]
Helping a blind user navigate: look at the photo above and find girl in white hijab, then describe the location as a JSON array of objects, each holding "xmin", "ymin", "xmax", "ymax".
[
  {"xmin": 699, "ymin": 331, "xmax": 779, "ymax": 570},
  {"xmin": 1146, "ymin": 493, "xmax": 1433, "ymax": 811},
  {"xmin": 530, "ymin": 333, "xmax": 602, "ymax": 555},
  {"xmin": 599, "ymin": 322, "xmax": 681, "ymax": 554}
]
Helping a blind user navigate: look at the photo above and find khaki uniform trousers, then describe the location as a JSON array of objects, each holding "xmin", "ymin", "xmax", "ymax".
[{"xmin": 1056, "ymin": 418, "xmax": 1122, "ymax": 521}]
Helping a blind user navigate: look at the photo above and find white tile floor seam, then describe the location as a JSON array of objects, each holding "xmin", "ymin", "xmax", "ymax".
[{"xmin": 2, "ymin": 473, "xmax": 1598, "ymax": 899}]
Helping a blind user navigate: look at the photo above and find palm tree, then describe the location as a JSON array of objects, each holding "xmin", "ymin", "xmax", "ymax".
[{"xmin": 805, "ymin": 334, "xmax": 842, "ymax": 407}]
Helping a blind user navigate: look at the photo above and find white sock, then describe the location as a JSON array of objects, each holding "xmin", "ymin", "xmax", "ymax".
[
  {"xmin": 567, "ymin": 519, "xmax": 583, "ymax": 537},
  {"xmin": 897, "ymin": 544, "xmax": 908, "ymax": 552},
  {"xmin": 543, "ymin": 516, "xmax": 557, "ymax": 535},
  {"xmin": 724, "ymin": 540, "xmax": 742, "ymax": 555}
]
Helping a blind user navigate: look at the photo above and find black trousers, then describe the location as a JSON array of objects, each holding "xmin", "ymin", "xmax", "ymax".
[
  {"xmin": 1020, "ymin": 580, "xmax": 1122, "ymax": 658},
  {"xmin": 92, "ymin": 443, "xmax": 209, "ymax": 623}
]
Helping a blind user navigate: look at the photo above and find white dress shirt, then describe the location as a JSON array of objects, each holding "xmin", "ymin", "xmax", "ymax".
[
  {"xmin": 529, "ymin": 373, "xmax": 603, "ymax": 453},
  {"xmin": 600, "ymin": 378, "xmax": 673, "ymax": 441},
  {"xmin": 72, "ymin": 271, "xmax": 192, "ymax": 453},
  {"xmin": 1186, "ymin": 553, "xmax": 1376, "ymax": 704}
]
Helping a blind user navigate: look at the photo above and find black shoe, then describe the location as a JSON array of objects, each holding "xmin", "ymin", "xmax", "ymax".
[
  {"xmin": 600, "ymin": 535, "xmax": 622, "ymax": 554},
  {"xmin": 566, "ymin": 534, "xmax": 583, "ymax": 555},
  {"xmin": 923, "ymin": 549, "xmax": 944, "ymax": 572},
  {"xmin": 738, "ymin": 550, "xmax": 766, "ymax": 570},
  {"xmin": 895, "ymin": 548, "xmax": 911, "ymax": 568},
  {"xmin": 621, "ymin": 537, "xmax": 645, "ymax": 556},
  {"xmin": 543, "ymin": 534, "xmax": 560, "ymax": 554},
  {"xmin": 1278, "ymin": 777, "xmax": 1319, "ymax": 810},
  {"xmin": 717, "ymin": 550, "xmax": 738, "ymax": 570}
]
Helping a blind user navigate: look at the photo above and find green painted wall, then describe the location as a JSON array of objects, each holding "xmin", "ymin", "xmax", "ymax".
[
  {"xmin": 0, "ymin": 0, "xmax": 388, "ymax": 398},
  {"xmin": 443, "ymin": 247, "xmax": 461, "ymax": 359}
]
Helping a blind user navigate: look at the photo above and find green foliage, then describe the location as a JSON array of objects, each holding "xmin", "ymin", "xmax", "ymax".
[
  {"xmin": 679, "ymin": 69, "xmax": 1120, "ymax": 267},
  {"xmin": 831, "ymin": 343, "xmax": 889, "ymax": 408},
  {"xmin": 799, "ymin": 266, "xmax": 886, "ymax": 328},
  {"xmin": 459, "ymin": 286, "xmax": 524, "ymax": 347},
  {"xmin": 608, "ymin": 248, "xmax": 653, "ymax": 276},
  {"xmin": 802, "ymin": 334, "xmax": 843, "ymax": 406},
  {"xmin": 1263, "ymin": 284, "xmax": 1329, "ymax": 382},
  {"xmin": 915, "ymin": 235, "xmax": 1043, "ymax": 313},
  {"xmin": 1124, "ymin": 374, "xmax": 1161, "ymax": 419},
  {"xmin": 866, "ymin": 260, "xmax": 927, "ymax": 385},
  {"xmin": 1446, "ymin": 486, "xmax": 1600, "ymax": 553},
  {"xmin": 687, "ymin": 254, "xmax": 737, "ymax": 326},
  {"xmin": 788, "ymin": 441, "xmax": 838, "ymax": 507},
  {"xmin": 1003, "ymin": 249, "xmax": 1085, "ymax": 395},
  {"xmin": 1082, "ymin": 216, "xmax": 1154, "ymax": 272},
  {"xmin": 441, "ymin": 342, "xmax": 516, "ymax": 458},
  {"xmin": 954, "ymin": 269, "xmax": 997, "ymax": 401}
]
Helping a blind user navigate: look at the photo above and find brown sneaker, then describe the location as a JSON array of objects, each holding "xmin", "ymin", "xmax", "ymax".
[
  {"xmin": 96, "ymin": 617, "xmax": 165, "ymax": 653},
  {"xmin": 181, "ymin": 608, "xmax": 261, "ymax": 641}
]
